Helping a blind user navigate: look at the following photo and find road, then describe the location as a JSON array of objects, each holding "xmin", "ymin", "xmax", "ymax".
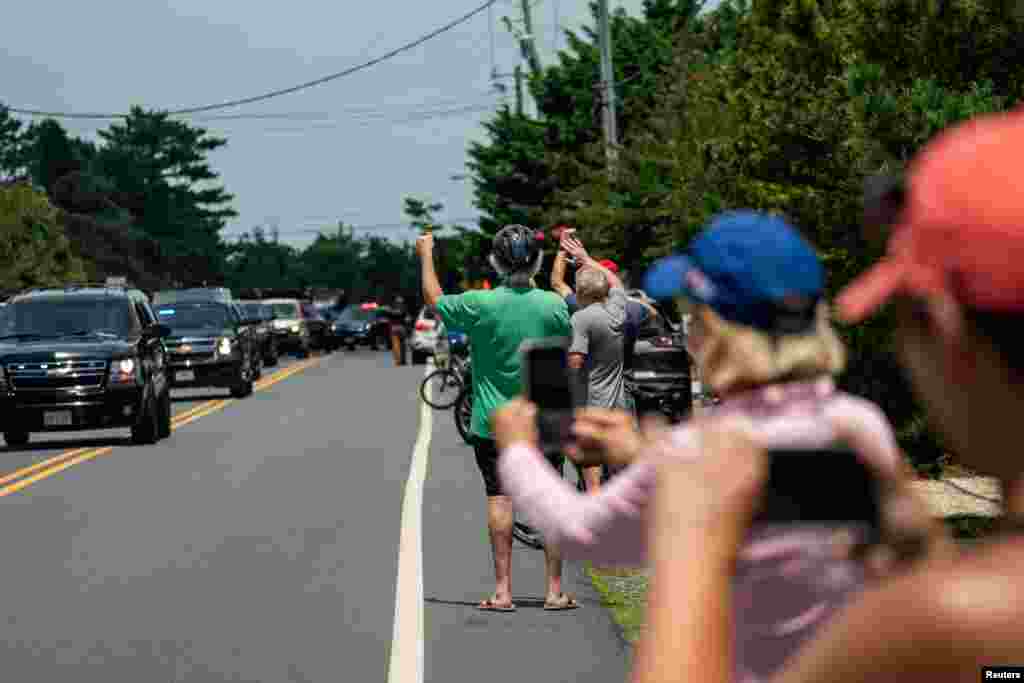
[{"xmin": 0, "ymin": 351, "xmax": 629, "ymax": 682}]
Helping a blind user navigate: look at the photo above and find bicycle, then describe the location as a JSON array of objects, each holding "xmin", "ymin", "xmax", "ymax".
[{"xmin": 419, "ymin": 344, "xmax": 470, "ymax": 410}]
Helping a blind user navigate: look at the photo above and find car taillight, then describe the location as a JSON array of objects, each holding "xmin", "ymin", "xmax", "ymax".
[
  {"xmin": 651, "ymin": 336, "xmax": 676, "ymax": 347},
  {"xmin": 415, "ymin": 320, "xmax": 435, "ymax": 331}
]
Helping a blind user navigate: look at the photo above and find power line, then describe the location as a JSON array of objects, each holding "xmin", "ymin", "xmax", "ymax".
[
  {"xmin": 188, "ymin": 93, "xmax": 499, "ymax": 121},
  {"xmin": 4, "ymin": 0, "xmax": 500, "ymax": 120},
  {"xmin": 255, "ymin": 104, "xmax": 497, "ymax": 134},
  {"xmin": 69, "ymin": 100, "xmax": 499, "ymax": 133}
]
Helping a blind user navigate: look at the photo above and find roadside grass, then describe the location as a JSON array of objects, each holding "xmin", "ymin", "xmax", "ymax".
[
  {"xmin": 586, "ymin": 515, "xmax": 999, "ymax": 645},
  {"xmin": 586, "ymin": 564, "xmax": 648, "ymax": 644}
]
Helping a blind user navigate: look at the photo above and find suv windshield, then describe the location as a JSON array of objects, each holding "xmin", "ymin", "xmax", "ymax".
[
  {"xmin": 153, "ymin": 289, "xmax": 231, "ymax": 305},
  {"xmin": 269, "ymin": 302, "xmax": 300, "ymax": 319},
  {"xmin": 338, "ymin": 306, "xmax": 376, "ymax": 323},
  {"xmin": 1, "ymin": 298, "xmax": 135, "ymax": 338},
  {"xmin": 240, "ymin": 303, "xmax": 264, "ymax": 319},
  {"xmin": 155, "ymin": 302, "xmax": 230, "ymax": 330}
]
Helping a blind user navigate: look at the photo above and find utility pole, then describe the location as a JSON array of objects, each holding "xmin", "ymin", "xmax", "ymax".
[
  {"xmin": 597, "ymin": 0, "xmax": 619, "ymax": 166},
  {"xmin": 501, "ymin": 1, "xmax": 544, "ymax": 119},
  {"xmin": 519, "ymin": 0, "xmax": 543, "ymax": 76},
  {"xmin": 514, "ymin": 65, "xmax": 524, "ymax": 117}
]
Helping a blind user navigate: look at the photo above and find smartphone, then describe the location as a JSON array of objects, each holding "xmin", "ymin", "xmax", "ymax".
[
  {"xmin": 521, "ymin": 337, "xmax": 576, "ymax": 454},
  {"xmin": 755, "ymin": 447, "xmax": 882, "ymax": 545}
]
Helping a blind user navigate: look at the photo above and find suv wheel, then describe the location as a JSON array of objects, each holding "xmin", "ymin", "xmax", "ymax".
[
  {"xmin": 231, "ymin": 366, "xmax": 255, "ymax": 398},
  {"xmin": 157, "ymin": 389, "xmax": 172, "ymax": 439},
  {"xmin": 3, "ymin": 430, "xmax": 29, "ymax": 448},
  {"xmin": 131, "ymin": 396, "xmax": 159, "ymax": 445},
  {"xmin": 264, "ymin": 342, "xmax": 279, "ymax": 367}
]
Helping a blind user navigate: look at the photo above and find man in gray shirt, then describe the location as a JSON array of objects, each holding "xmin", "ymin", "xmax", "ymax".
[{"xmin": 562, "ymin": 235, "xmax": 627, "ymax": 494}]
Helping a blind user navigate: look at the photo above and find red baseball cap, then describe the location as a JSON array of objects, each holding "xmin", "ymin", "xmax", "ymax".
[
  {"xmin": 838, "ymin": 105, "xmax": 1024, "ymax": 323},
  {"xmin": 599, "ymin": 259, "xmax": 619, "ymax": 273}
]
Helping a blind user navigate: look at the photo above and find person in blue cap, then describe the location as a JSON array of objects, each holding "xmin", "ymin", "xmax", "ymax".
[{"xmin": 491, "ymin": 210, "xmax": 944, "ymax": 681}]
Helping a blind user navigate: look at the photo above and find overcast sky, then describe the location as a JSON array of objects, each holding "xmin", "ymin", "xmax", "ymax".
[{"xmin": 2, "ymin": 0, "xmax": 716, "ymax": 248}]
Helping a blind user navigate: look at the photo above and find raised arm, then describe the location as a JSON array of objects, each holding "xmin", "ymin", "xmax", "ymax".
[
  {"xmin": 551, "ymin": 243, "xmax": 574, "ymax": 298},
  {"xmin": 416, "ymin": 233, "xmax": 444, "ymax": 306},
  {"xmin": 563, "ymin": 235, "xmax": 624, "ymax": 290}
]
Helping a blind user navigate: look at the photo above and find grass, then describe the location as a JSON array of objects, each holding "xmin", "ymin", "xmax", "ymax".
[{"xmin": 586, "ymin": 565, "xmax": 648, "ymax": 644}]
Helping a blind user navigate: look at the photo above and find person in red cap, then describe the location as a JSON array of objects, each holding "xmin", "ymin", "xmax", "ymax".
[{"xmin": 609, "ymin": 108, "xmax": 1024, "ymax": 683}]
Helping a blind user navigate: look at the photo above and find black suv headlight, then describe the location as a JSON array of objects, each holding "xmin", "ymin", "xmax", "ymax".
[
  {"xmin": 109, "ymin": 358, "xmax": 139, "ymax": 385},
  {"xmin": 216, "ymin": 337, "xmax": 234, "ymax": 357}
]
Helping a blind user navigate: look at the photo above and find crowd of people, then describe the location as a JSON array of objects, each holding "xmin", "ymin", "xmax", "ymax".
[{"xmin": 417, "ymin": 104, "xmax": 1024, "ymax": 681}]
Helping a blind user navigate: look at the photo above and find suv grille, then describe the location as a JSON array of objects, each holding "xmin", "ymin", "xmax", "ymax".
[
  {"xmin": 6, "ymin": 359, "xmax": 109, "ymax": 390},
  {"xmin": 165, "ymin": 338, "xmax": 216, "ymax": 362}
]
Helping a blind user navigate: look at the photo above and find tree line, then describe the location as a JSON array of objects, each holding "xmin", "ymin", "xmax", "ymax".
[
  {"xmin": 458, "ymin": 0, "xmax": 1024, "ymax": 467},
  {"xmin": 3, "ymin": 0, "xmax": 1020, "ymax": 464}
]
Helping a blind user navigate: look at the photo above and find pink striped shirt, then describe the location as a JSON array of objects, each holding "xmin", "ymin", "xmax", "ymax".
[{"xmin": 497, "ymin": 378, "xmax": 902, "ymax": 682}]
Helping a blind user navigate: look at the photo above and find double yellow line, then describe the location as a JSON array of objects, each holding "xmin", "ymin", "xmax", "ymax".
[{"xmin": 0, "ymin": 356, "xmax": 321, "ymax": 498}]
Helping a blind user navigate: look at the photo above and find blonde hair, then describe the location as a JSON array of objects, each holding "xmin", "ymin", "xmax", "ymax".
[
  {"xmin": 691, "ymin": 301, "xmax": 846, "ymax": 394},
  {"xmin": 576, "ymin": 267, "xmax": 610, "ymax": 303}
]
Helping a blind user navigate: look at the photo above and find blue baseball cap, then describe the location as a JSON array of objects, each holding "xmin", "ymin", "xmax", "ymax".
[{"xmin": 642, "ymin": 210, "xmax": 824, "ymax": 334}]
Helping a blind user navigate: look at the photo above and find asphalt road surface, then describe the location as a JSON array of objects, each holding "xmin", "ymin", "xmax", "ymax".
[{"xmin": 0, "ymin": 350, "xmax": 629, "ymax": 682}]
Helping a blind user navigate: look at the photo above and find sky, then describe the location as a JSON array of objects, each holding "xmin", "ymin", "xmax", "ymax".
[{"xmin": 2, "ymin": 0, "xmax": 716, "ymax": 248}]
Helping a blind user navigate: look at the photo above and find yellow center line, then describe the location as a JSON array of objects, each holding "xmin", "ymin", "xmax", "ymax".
[
  {"xmin": 0, "ymin": 447, "xmax": 94, "ymax": 487},
  {"xmin": 0, "ymin": 356, "xmax": 324, "ymax": 497},
  {"xmin": 0, "ymin": 447, "xmax": 114, "ymax": 497}
]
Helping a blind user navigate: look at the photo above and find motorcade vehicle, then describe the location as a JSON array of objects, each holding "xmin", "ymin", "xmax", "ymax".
[
  {"xmin": 238, "ymin": 301, "xmax": 280, "ymax": 367},
  {"xmin": 155, "ymin": 300, "xmax": 261, "ymax": 397},
  {"xmin": 300, "ymin": 302, "xmax": 331, "ymax": 353},
  {"xmin": 409, "ymin": 306, "xmax": 442, "ymax": 364},
  {"xmin": 0, "ymin": 283, "xmax": 173, "ymax": 446},
  {"xmin": 315, "ymin": 305, "xmax": 345, "ymax": 351},
  {"xmin": 333, "ymin": 303, "xmax": 390, "ymax": 351},
  {"xmin": 263, "ymin": 299, "xmax": 311, "ymax": 358},
  {"xmin": 626, "ymin": 299, "xmax": 693, "ymax": 424}
]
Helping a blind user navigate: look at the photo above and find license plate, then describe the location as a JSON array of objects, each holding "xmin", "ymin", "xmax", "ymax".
[
  {"xmin": 44, "ymin": 410, "xmax": 72, "ymax": 427},
  {"xmin": 632, "ymin": 371, "xmax": 656, "ymax": 379},
  {"xmin": 175, "ymin": 370, "xmax": 196, "ymax": 382},
  {"xmin": 344, "ymin": 337, "xmax": 354, "ymax": 344}
]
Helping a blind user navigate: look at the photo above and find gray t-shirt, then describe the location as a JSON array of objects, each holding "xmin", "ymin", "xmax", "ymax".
[{"xmin": 570, "ymin": 287, "xmax": 628, "ymax": 410}]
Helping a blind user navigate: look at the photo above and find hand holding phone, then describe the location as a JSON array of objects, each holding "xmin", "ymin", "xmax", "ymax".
[
  {"xmin": 756, "ymin": 447, "xmax": 882, "ymax": 545},
  {"xmin": 521, "ymin": 337, "xmax": 577, "ymax": 455}
]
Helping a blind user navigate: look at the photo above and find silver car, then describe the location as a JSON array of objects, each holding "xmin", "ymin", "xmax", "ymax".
[{"xmin": 409, "ymin": 306, "xmax": 442, "ymax": 365}]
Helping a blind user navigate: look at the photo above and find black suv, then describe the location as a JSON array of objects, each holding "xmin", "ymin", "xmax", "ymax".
[
  {"xmin": 155, "ymin": 300, "xmax": 261, "ymax": 397},
  {"xmin": 334, "ymin": 304, "xmax": 391, "ymax": 351},
  {"xmin": 0, "ymin": 285, "xmax": 173, "ymax": 447},
  {"xmin": 238, "ymin": 301, "xmax": 280, "ymax": 367}
]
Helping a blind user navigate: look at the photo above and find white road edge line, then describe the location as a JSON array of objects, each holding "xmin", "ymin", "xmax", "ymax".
[{"xmin": 387, "ymin": 362, "xmax": 434, "ymax": 683}]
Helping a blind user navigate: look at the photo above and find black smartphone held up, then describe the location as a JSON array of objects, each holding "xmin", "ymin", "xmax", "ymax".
[
  {"xmin": 754, "ymin": 447, "xmax": 882, "ymax": 545},
  {"xmin": 521, "ymin": 337, "xmax": 576, "ymax": 455}
]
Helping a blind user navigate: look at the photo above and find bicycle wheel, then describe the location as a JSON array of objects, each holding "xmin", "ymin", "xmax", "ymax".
[
  {"xmin": 420, "ymin": 369, "xmax": 463, "ymax": 410},
  {"xmin": 454, "ymin": 387, "xmax": 474, "ymax": 445}
]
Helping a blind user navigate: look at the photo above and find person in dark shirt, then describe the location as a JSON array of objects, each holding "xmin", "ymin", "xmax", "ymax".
[{"xmin": 381, "ymin": 296, "xmax": 410, "ymax": 366}]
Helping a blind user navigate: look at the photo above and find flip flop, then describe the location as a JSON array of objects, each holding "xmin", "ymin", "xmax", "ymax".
[
  {"xmin": 478, "ymin": 598, "xmax": 517, "ymax": 612},
  {"xmin": 544, "ymin": 594, "xmax": 580, "ymax": 611}
]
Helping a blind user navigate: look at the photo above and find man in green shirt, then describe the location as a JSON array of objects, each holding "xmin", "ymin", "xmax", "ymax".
[{"xmin": 417, "ymin": 226, "xmax": 577, "ymax": 612}]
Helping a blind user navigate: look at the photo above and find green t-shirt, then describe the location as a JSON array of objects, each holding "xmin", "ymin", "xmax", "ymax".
[{"xmin": 436, "ymin": 286, "xmax": 571, "ymax": 439}]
